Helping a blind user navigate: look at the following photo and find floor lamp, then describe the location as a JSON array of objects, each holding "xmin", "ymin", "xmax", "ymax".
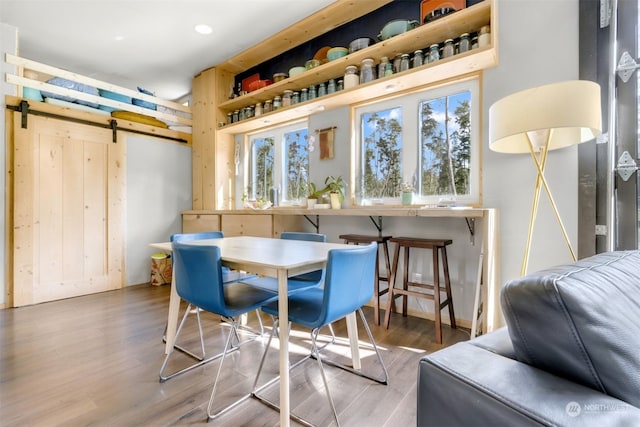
[{"xmin": 489, "ymin": 80, "xmax": 602, "ymax": 276}]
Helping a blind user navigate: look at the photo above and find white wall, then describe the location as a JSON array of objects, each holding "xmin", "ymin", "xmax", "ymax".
[
  {"xmin": 126, "ymin": 136, "xmax": 191, "ymax": 285},
  {"xmin": 483, "ymin": 0, "xmax": 580, "ymax": 287},
  {"xmin": 1, "ymin": 23, "xmax": 18, "ymax": 306}
]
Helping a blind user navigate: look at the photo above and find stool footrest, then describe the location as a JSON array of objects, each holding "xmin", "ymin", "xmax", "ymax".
[{"xmin": 406, "ymin": 281, "xmax": 448, "ymax": 291}]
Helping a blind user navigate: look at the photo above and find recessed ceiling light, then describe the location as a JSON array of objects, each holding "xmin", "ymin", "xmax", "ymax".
[
  {"xmin": 194, "ymin": 24, "xmax": 213, "ymax": 35},
  {"xmin": 114, "ymin": 35, "xmax": 125, "ymax": 41}
]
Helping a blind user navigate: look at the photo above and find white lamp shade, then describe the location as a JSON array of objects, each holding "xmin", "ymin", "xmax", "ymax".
[{"xmin": 489, "ymin": 80, "xmax": 602, "ymax": 153}]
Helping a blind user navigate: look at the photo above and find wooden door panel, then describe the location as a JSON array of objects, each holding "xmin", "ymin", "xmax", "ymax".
[{"xmin": 12, "ymin": 114, "xmax": 124, "ymax": 306}]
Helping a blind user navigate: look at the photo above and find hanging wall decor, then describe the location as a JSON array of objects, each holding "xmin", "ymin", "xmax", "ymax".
[{"xmin": 316, "ymin": 126, "xmax": 336, "ymax": 160}]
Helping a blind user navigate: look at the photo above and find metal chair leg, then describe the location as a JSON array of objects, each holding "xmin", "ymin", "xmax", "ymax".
[
  {"xmin": 206, "ymin": 318, "xmax": 255, "ymax": 420},
  {"xmin": 160, "ymin": 304, "xmax": 269, "ymax": 382},
  {"xmin": 251, "ymin": 319, "xmax": 317, "ymax": 427},
  {"xmin": 160, "ymin": 304, "xmax": 241, "ymax": 382},
  {"xmin": 311, "ymin": 329, "xmax": 341, "ymax": 427},
  {"xmin": 314, "ymin": 309, "xmax": 388, "ymax": 385},
  {"xmin": 162, "ymin": 306, "xmax": 207, "ymax": 360},
  {"xmin": 251, "ymin": 311, "xmax": 387, "ymax": 426}
]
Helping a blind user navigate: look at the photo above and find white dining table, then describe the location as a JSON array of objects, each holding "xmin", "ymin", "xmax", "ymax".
[{"xmin": 150, "ymin": 235, "xmax": 363, "ymax": 426}]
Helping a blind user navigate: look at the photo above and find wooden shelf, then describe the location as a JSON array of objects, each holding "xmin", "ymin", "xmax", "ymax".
[
  {"xmin": 218, "ymin": 44, "xmax": 496, "ymax": 134},
  {"xmin": 216, "ymin": 0, "xmax": 392, "ymax": 75},
  {"xmin": 218, "ymin": 0, "xmax": 492, "ymax": 118}
]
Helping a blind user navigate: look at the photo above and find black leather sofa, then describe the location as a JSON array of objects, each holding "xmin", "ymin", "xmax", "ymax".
[{"xmin": 417, "ymin": 250, "xmax": 640, "ymax": 426}]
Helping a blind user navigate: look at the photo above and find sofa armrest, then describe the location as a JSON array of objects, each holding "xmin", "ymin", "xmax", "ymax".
[{"xmin": 418, "ymin": 340, "xmax": 640, "ymax": 427}]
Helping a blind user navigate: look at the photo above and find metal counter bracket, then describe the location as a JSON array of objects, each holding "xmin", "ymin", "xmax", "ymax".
[
  {"xmin": 369, "ymin": 216, "xmax": 383, "ymax": 237},
  {"xmin": 465, "ymin": 217, "xmax": 476, "ymax": 244},
  {"xmin": 303, "ymin": 215, "xmax": 320, "ymax": 233}
]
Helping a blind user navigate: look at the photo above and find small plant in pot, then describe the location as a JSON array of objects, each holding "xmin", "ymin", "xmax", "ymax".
[
  {"xmin": 325, "ymin": 175, "xmax": 345, "ymax": 209},
  {"xmin": 306, "ymin": 182, "xmax": 321, "ymax": 208},
  {"xmin": 400, "ymin": 181, "xmax": 414, "ymax": 205}
]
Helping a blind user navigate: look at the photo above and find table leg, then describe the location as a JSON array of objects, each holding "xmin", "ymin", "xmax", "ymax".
[
  {"xmin": 345, "ymin": 313, "xmax": 361, "ymax": 370},
  {"xmin": 165, "ymin": 264, "xmax": 181, "ymax": 354},
  {"xmin": 277, "ymin": 268, "xmax": 290, "ymax": 427}
]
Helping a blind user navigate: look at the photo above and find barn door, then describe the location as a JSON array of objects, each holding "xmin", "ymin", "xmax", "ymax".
[{"xmin": 12, "ymin": 113, "xmax": 125, "ymax": 306}]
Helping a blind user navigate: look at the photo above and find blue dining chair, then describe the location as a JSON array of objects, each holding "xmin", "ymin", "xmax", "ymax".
[
  {"xmin": 159, "ymin": 231, "xmax": 259, "ymax": 382},
  {"xmin": 244, "ymin": 231, "xmax": 327, "ymax": 294},
  {"xmin": 253, "ymin": 242, "xmax": 388, "ymax": 426},
  {"xmin": 160, "ymin": 242, "xmax": 278, "ymax": 419}
]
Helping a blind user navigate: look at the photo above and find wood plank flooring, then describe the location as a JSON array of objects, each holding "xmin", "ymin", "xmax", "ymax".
[{"xmin": 0, "ymin": 284, "xmax": 470, "ymax": 427}]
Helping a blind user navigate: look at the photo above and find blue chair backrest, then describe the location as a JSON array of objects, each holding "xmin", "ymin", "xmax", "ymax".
[
  {"xmin": 171, "ymin": 242, "xmax": 227, "ymax": 316},
  {"xmin": 171, "ymin": 231, "xmax": 224, "ymax": 242},
  {"xmin": 319, "ymin": 242, "xmax": 377, "ymax": 326},
  {"xmin": 281, "ymin": 232, "xmax": 327, "ymax": 282}
]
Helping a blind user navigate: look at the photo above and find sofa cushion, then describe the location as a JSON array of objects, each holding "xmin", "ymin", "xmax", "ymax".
[
  {"xmin": 470, "ymin": 327, "xmax": 516, "ymax": 360},
  {"xmin": 501, "ymin": 250, "xmax": 640, "ymax": 407}
]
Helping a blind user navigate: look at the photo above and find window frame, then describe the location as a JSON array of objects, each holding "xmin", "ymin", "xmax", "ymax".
[
  {"xmin": 351, "ymin": 76, "xmax": 481, "ymax": 206},
  {"xmin": 245, "ymin": 120, "xmax": 309, "ymax": 205}
]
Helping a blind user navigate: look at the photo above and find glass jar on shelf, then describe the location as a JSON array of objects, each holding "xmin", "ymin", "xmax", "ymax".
[
  {"xmin": 393, "ymin": 54, "xmax": 403, "ymax": 73},
  {"xmin": 478, "ymin": 25, "xmax": 491, "ymax": 48},
  {"xmin": 273, "ymin": 95, "xmax": 282, "ymax": 110},
  {"xmin": 399, "ymin": 53, "xmax": 410, "ymax": 72},
  {"xmin": 292, "ymin": 91, "xmax": 300, "ymax": 104},
  {"xmin": 428, "ymin": 44, "xmax": 440, "ymax": 63},
  {"xmin": 412, "ymin": 50, "xmax": 424, "ymax": 68},
  {"xmin": 226, "ymin": 112, "xmax": 233, "ymax": 124},
  {"xmin": 254, "ymin": 102, "xmax": 262, "ymax": 116},
  {"xmin": 384, "ymin": 62, "xmax": 394, "ymax": 77},
  {"xmin": 232, "ymin": 110, "xmax": 239, "ymax": 122},
  {"xmin": 472, "ymin": 35, "xmax": 479, "ymax": 49},
  {"xmin": 308, "ymin": 84, "xmax": 317, "ymax": 100},
  {"xmin": 344, "ymin": 65, "xmax": 359, "ymax": 89},
  {"xmin": 282, "ymin": 90, "xmax": 293, "ymax": 107},
  {"xmin": 459, "ymin": 33, "xmax": 470, "ymax": 53},
  {"xmin": 378, "ymin": 57, "xmax": 390, "ymax": 78},
  {"xmin": 360, "ymin": 58, "xmax": 376, "ymax": 83},
  {"xmin": 263, "ymin": 100, "xmax": 272, "ymax": 113},
  {"xmin": 300, "ymin": 88, "xmax": 308, "ymax": 102},
  {"xmin": 318, "ymin": 82, "xmax": 327, "ymax": 97},
  {"xmin": 327, "ymin": 78, "xmax": 336, "ymax": 94},
  {"xmin": 337, "ymin": 79, "xmax": 344, "ymax": 91},
  {"xmin": 443, "ymin": 39, "xmax": 455, "ymax": 58}
]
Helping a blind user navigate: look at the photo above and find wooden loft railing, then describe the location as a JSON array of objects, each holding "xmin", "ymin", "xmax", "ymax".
[{"xmin": 4, "ymin": 53, "xmax": 192, "ymax": 127}]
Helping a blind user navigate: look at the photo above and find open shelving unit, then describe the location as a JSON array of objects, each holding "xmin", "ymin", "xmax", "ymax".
[
  {"xmin": 190, "ymin": 0, "xmax": 496, "ymax": 211},
  {"xmin": 217, "ymin": 0, "xmax": 495, "ymax": 134}
]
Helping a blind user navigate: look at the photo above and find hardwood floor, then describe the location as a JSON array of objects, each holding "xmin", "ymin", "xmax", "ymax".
[{"xmin": 0, "ymin": 284, "xmax": 470, "ymax": 427}]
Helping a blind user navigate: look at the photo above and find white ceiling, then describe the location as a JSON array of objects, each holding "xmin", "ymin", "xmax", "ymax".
[{"xmin": 0, "ymin": 0, "xmax": 337, "ymax": 101}]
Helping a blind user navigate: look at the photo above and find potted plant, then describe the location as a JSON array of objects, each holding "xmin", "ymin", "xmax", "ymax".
[
  {"xmin": 306, "ymin": 182, "xmax": 320, "ymax": 208},
  {"xmin": 325, "ymin": 175, "xmax": 345, "ymax": 209},
  {"xmin": 400, "ymin": 181, "xmax": 414, "ymax": 205}
]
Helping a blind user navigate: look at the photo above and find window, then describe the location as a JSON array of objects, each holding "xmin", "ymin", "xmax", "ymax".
[
  {"xmin": 354, "ymin": 78, "xmax": 480, "ymax": 206},
  {"xmin": 247, "ymin": 122, "xmax": 309, "ymax": 204},
  {"xmin": 249, "ymin": 137, "xmax": 274, "ymax": 200}
]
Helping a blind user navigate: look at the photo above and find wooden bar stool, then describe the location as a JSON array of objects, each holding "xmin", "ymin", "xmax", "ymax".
[
  {"xmin": 339, "ymin": 234, "xmax": 392, "ymax": 325},
  {"xmin": 383, "ymin": 237, "xmax": 456, "ymax": 344}
]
